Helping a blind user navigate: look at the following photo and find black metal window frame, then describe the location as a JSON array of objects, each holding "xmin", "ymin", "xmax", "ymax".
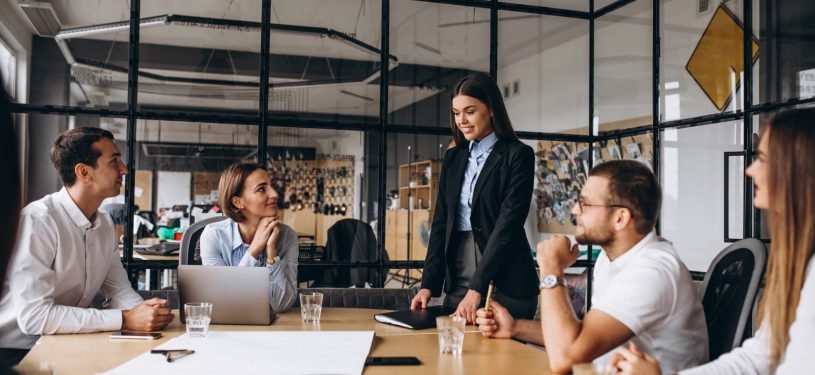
[{"xmin": 9, "ymin": 0, "xmax": 815, "ymax": 288}]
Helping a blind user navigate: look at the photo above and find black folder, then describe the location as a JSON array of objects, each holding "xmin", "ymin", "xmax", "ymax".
[{"xmin": 374, "ymin": 306, "xmax": 455, "ymax": 330}]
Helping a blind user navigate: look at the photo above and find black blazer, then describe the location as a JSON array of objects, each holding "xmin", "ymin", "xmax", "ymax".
[{"xmin": 421, "ymin": 139, "xmax": 539, "ymax": 299}]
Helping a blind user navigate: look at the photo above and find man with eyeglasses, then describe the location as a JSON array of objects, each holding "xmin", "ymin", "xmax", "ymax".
[{"xmin": 476, "ymin": 160, "xmax": 707, "ymax": 374}]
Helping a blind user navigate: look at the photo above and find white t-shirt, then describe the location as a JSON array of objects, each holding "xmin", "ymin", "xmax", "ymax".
[{"xmin": 591, "ymin": 231, "xmax": 709, "ymax": 374}]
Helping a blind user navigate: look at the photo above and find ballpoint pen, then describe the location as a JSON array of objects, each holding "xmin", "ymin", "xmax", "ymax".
[
  {"xmin": 484, "ymin": 281, "xmax": 495, "ymax": 312},
  {"xmin": 150, "ymin": 349, "xmax": 195, "ymax": 362}
]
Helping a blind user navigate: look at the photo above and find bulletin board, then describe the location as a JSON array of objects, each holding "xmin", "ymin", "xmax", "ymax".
[
  {"xmin": 535, "ymin": 141, "xmax": 587, "ymax": 234},
  {"xmin": 115, "ymin": 170, "xmax": 152, "ymax": 211},
  {"xmin": 133, "ymin": 170, "xmax": 152, "ymax": 211},
  {"xmin": 535, "ymin": 134, "xmax": 653, "ymax": 234},
  {"xmin": 193, "ymin": 172, "xmax": 220, "ymax": 204}
]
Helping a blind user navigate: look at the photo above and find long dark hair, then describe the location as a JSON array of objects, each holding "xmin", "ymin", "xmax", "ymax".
[{"xmin": 450, "ymin": 73, "xmax": 519, "ymax": 147}]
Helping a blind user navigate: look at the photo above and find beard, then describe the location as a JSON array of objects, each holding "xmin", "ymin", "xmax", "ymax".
[{"xmin": 575, "ymin": 223, "xmax": 615, "ymax": 247}]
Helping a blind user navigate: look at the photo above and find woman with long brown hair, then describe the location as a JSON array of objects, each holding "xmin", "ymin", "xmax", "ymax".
[
  {"xmin": 613, "ymin": 108, "xmax": 815, "ymax": 374},
  {"xmin": 409, "ymin": 73, "xmax": 539, "ymax": 323}
]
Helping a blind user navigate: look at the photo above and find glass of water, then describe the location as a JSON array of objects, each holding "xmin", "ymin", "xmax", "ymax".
[
  {"xmin": 436, "ymin": 316, "xmax": 466, "ymax": 355},
  {"xmin": 299, "ymin": 292, "xmax": 323, "ymax": 323},
  {"xmin": 184, "ymin": 302, "xmax": 212, "ymax": 338}
]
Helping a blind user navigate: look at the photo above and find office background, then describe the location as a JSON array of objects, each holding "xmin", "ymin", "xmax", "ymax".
[{"xmin": 1, "ymin": 0, "xmax": 813, "ymax": 288}]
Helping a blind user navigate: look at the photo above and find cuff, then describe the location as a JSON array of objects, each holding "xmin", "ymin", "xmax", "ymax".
[
  {"xmin": 105, "ymin": 309, "xmax": 125, "ymax": 331},
  {"xmin": 239, "ymin": 252, "xmax": 262, "ymax": 267}
]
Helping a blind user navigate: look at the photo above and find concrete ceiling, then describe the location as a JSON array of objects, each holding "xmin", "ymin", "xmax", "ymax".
[{"xmin": 21, "ymin": 0, "xmax": 639, "ymax": 127}]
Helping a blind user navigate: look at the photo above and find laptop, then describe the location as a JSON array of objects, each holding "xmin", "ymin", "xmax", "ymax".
[{"xmin": 178, "ymin": 265, "xmax": 275, "ymax": 325}]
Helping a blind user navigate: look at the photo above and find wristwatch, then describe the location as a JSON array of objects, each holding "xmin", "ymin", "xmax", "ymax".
[
  {"xmin": 266, "ymin": 255, "xmax": 281, "ymax": 265},
  {"xmin": 539, "ymin": 274, "xmax": 567, "ymax": 289}
]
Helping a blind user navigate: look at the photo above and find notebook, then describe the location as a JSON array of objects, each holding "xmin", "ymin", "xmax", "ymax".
[
  {"xmin": 374, "ymin": 306, "xmax": 455, "ymax": 330},
  {"xmin": 178, "ymin": 265, "xmax": 274, "ymax": 325}
]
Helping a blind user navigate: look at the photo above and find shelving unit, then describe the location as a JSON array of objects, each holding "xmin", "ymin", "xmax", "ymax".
[
  {"xmin": 386, "ymin": 160, "xmax": 440, "ymax": 281},
  {"xmin": 398, "ymin": 160, "xmax": 440, "ymax": 212}
]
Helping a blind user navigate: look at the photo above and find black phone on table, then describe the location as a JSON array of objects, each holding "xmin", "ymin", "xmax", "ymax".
[
  {"xmin": 109, "ymin": 331, "xmax": 162, "ymax": 340},
  {"xmin": 365, "ymin": 356, "xmax": 421, "ymax": 366}
]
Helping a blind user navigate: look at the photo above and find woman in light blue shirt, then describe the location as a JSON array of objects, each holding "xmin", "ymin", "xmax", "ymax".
[{"xmin": 199, "ymin": 162, "xmax": 298, "ymax": 312}]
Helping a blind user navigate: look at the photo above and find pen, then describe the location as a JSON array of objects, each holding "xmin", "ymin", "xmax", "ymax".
[
  {"xmin": 484, "ymin": 281, "xmax": 495, "ymax": 311},
  {"xmin": 150, "ymin": 349, "xmax": 191, "ymax": 354},
  {"xmin": 150, "ymin": 349, "xmax": 195, "ymax": 362}
]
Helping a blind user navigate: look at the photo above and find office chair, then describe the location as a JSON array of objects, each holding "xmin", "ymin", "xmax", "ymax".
[
  {"xmin": 316, "ymin": 219, "xmax": 388, "ymax": 287},
  {"xmin": 179, "ymin": 216, "xmax": 227, "ymax": 265},
  {"xmin": 293, "ymin": 287, "xmax": 418, "ymax": 310},
  {"xmin": 700, "ymin": 238, "xmax": 767, "ymax": 360}
]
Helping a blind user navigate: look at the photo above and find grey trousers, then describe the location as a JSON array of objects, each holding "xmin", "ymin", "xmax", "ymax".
[{"xmin": 442, "ymin": 231, "xmax": 537, "ymax": 320}]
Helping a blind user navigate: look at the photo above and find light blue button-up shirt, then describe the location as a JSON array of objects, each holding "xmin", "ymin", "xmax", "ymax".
[
  {"xmin": 199, "ymin": 218, "xmax": 298, "ymax": 312},
  {"xmin": 457, "ymin": 132, "xmax": 498, "ymax": 231}
]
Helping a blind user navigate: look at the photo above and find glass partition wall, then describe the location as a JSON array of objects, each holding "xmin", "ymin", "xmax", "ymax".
[{"xmin": 10, "ymin": 0, "xmax": 815, "ymax": 291}]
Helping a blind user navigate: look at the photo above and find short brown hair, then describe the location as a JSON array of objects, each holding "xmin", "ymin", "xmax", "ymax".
[
  {"xmin": 589, "ymin": 160, "xmax": 661, "ymax": 235},
  {"xmin": 50, "ymin": 127, "xmax": 115, "ymax": 186},
  {"xmin": 218, "ymin": 162, "xmax": 266, "ymax": 222}
]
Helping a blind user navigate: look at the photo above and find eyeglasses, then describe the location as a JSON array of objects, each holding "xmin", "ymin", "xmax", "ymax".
[{"xmin": 576, "ymin": 201, "xmax": 629, "ymax": 212}]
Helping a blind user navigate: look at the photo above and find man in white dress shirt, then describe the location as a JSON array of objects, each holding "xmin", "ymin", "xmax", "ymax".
[{"xmin": 0, "ymin": 127, "xmax": 173, "ymax": 365}]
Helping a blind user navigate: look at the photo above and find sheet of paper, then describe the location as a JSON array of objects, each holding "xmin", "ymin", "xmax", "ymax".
[{"xmin": 105, "ymin": 331, "xmax": 374, "ymax": 375}]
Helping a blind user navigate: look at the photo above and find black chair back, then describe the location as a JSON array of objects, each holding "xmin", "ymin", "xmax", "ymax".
[
  {"xmin": 700, "ymin": 238, "xmax": 767, "ymax": 360},
  {"xmin": 293, "ymin": 288, "xmax": 417, "ymax": 310},
  {"xmin": 316, "ymin": 219, "xmax": 387, "ymax": 287},
  {"xmin": 180, "ymin": 216, "xmax": 227, "ymax": 265}
]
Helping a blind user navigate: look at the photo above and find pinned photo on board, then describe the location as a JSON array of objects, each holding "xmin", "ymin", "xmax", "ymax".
[
  {"xmin": 626, "ymin": 142, "xmax": 642, "ymax": 159},
  {"xmin": 607, "ymin": 144, "xmax": 622, "ymax": 160}
]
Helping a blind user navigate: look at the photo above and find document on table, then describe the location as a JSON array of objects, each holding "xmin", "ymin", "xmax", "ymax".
[{"xmin": 105, "ymin": 331, "xmax": 375, "ymax": 375}]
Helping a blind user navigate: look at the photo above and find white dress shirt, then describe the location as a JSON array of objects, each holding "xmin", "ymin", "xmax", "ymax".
[
  {"xmin": 198, "ymin": 218, "xmax": 298, "ymax": 312},
  {"xmin": 680, "ymin": 256, "xmax": 815, "ymax": 375},
  {"xmin": 0, "ymin": 188, "xmax": 143, "ymax": 349},
  {"xmin": 457, "ymin": 131, "xmax": 498, "ymax": 231}
]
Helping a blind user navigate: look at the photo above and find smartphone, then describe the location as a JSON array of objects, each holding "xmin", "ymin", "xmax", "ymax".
[
  {"xmin": 109, "ymin": 331, "xmax": 162, "ymax": 340},
  {"xmin": 365, "ymin": 356, "xmax": 421, "ymax": 366}
]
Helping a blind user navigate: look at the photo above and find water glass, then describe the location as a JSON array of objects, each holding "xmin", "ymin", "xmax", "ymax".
[
  {"xmin": 300, "ymin": 292, "xmax": 323, "ymax": 323},
  {"xmin": 184, "ymin": 302, "xmax": 212, "ymax": 338},
  {"xmin": 436, "ymin": 316, "xmax": 466, "ymax": 355}
]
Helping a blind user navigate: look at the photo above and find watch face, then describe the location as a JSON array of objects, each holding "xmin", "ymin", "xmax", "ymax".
[{"xmin": 543, "ymin": 275, "xmax": 557, "ymax": 288}]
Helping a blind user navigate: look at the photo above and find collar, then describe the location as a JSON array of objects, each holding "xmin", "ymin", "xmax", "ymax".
[
  {"xmin": 57, "ymin": 187, "xmax": 97, "ymax": 230},
  {"xmin": 230, "ymin": 220, "xmax": 248, "ymax": 250},
  {"xmin": 468, "ymin": 132, "xmax": 498, "ymax": 157},
  {"xmin": 607, "ymin": 230, "xmax": 659, "ymax": 270}
]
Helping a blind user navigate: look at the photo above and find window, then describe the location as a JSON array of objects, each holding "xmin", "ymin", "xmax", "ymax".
[{"xmin": 0, "ymin": 36, "xmax": 15, "ymax": 98}]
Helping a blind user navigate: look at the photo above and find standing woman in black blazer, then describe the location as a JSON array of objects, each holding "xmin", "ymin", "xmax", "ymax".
[{"xmin": 410, "ymin": 73, "xmax": 539, "ymax": 323}]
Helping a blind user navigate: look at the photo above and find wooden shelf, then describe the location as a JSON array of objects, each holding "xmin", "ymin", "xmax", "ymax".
[
  {"xmin": 388, "ymin": 160, "xmax": 440, "ymax": 279},
  {"xmin": 397, "ymin": 160, "xmax": 440, "ymax": 212}
]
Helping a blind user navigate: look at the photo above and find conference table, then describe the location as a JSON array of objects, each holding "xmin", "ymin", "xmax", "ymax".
[{"xmin": 16, "ymin": 308, "xmax": 554, "ymax": 374}]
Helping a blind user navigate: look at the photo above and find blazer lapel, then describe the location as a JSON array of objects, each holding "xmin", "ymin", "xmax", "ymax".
[
  {"xmin": 471, "ymin": 140, "xmax": 506, "ymax": 205},
  {"xmin": 446, "ymin": 147, "xmax": 469, "ymax": 213}
]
